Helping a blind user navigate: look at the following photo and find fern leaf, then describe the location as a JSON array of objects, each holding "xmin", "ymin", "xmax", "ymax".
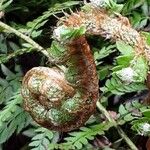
[
  {"xmin": 94, "ymin": 44, "xmax": 116, "ymax": 61},
  {"xmin": 25, "ymin": 1, "xmax": 81, "ymax": 37},
  {"xmin": 29, "ymin": 127, "xmax": 54, "ymax": 150},
  {"xmin": 101, "ymin": 76, "xmax": 147, "ymax": 95},
  {"xmin": 49, "ymin": 122, "xmax": 113, "ymax": 150},
  {"xmin": 0, "ymin": 92, "xmax": 30, "ymax": 144},
  {"xmin": 0, "ymin": 64, "xmax": 22, "ymax": 104}
]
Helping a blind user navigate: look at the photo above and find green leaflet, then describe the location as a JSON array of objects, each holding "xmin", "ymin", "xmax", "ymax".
[
  {"xmin": 61, "ymin": 26, "xmax": 86, "ymax": 40},
  {"xmin": 47, "ymin": 41, "xmax": 66, "ymax": 59},
  {"xmin": 113, "ymin": 40, "xmax": 134, "ymax": 72},
  {"xmin": 97, "ymin": 65, "xmax": 112, "ymax": 80},
  {"xmin": 101, "ymin": 75, "xmax": 147, "ymax": 95},
  {"xmin": 29, "ymin": 127, "xmax": 54, "ymax": 150},
  {"xmin": 131, "ymin": 56, "xmax": 148, "ymax": 83},
  {"xmin": 0, "ymin": 92, "xmax": 30, "ymax": 144},
  {"xmin": 0, "ymin": 0, "xmax": 13, "ymax": 11},
  {"xmin": 94, "ymin": 44, "xmax": 116, "ymax": 61},
  {"xmin": 116, "ymin": 40, "xmax": 134, "ymax": 56}
]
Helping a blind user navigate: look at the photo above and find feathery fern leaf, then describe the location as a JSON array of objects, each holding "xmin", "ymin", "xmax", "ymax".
[
  {"xmin": 101, "ymin": 76, "xmax": 147, "ymax": 95},
  {"xmin": 29, "ymin": 127, "xmax": 54, "ymax": 150},
  {"xmin": 94, "ymin": 44, "xmax": 116, "ymax": 61},
  {"xmin": 0, "ymin": 92, "xmax": 30, "ymax": 144},
  {"xmin": 0, "ymin": 64, "xmax": 22, "ymax": 104},
  {"xmin": 24, "ymin": 1, "xmax": 82, "ymax": 37},
  {"xmin": 49, "ymin": 122, "xmax": 113, "ymax": 150}
]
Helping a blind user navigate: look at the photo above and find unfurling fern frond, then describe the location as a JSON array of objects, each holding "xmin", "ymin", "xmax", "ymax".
[{"xmin": 21, "ymin": 36, "xmax": 99, "ymax": 132}]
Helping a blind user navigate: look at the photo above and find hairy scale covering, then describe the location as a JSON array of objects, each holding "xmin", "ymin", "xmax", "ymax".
[
  {"xmin": 21, "ymin": 3, "xmax": 150, "ymax": 132},
  {"xmin": 21, "ymin": 36, "xmax": 99, "ymax": 132}
]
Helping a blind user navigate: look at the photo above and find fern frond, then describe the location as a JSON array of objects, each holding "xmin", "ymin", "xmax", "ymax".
[
  {"xmin": 117, "ymin": 101, "xmax": 150, "ymax": 136},
  {"xmin": 101, "ymin": 76, "xmax": 147, "ymax": 95},
  {"xmin": 49, "ymin": 121, "xmax": 113, "ymax": 150},
  {"xmin": 0, "ymin": 64, "xmax": 22, "ymax": 103},
  {"xmin": 94, "ymin": 44, "xmax": 116, "ymax": 61},
  {"xmin": 26, "ymin": 1, "xmax": 82, "ymax": 37},
  {"xmin": 29, "ymin": 127, "xmax": 54, "ymax": 150},
  {"xmin": 0, "ymin": 92, "xmax": 30, "ymax": 144}
]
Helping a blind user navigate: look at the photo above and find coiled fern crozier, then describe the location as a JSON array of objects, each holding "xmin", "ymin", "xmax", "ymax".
[
  {"xmin": 21, "ymin": 1, "xmax": 150, "ymax": 132},
  {"xmin": 21, "ymin": 36, "xmax": 99, "ymax": 132}
]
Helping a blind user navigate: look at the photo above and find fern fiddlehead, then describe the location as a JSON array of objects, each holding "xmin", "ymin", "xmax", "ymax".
[
  {"xmin": 21, "ymin": 1, "xmax": 150, "ymax": 132},
  {"xmin": 21, "ymin": 36, "xmax": 99, "ymax": 132}
]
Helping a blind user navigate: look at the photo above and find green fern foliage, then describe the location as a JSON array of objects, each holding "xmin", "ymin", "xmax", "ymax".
[
  {"xmin": 118, "ymin": 101, "xmax": 150, "ymax": 136},
  {"xmin": 49, "ymin": 122, "xmax": 114, "ymax": 150},
  {"xmin": 21, "ymin": 1, "xmax": 81, "ymax": 38},
  {"xmin": 94, "ymin": 44, "xmax": 116, "ymax": 61},
  {"xmin": 0, "ymin": 64, "xmax": 22, "ymax": 103},
  {"xmin": 0, "ymin": 92, "xmax": 30, "ymax": 144},
  {"xmin": 118, "ymin": 101, "xmax": 143, "ymax": 122},
  {"xmin": 0, "ymin": 0, "xmax": 150, "ymax": 149},
  {"xmin": 0, "ymin": 64, "xmax": 29, "ymax": 144},
  {"xmin": 101, "ymin": 76, "xmax": 147, "ymax": 95},
  {"xmin": 29, "ymin": 127, "xmax": 54, "ymax": 150}
]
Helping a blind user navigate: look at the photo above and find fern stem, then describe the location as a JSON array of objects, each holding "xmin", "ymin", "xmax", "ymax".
[
  {"xmin": 96, "ymin": 101, "xmax": 138, "ymax": 150},
  {"xmin": 0, "ymin": 21, "xmax": 54, "ymax": 62}
]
